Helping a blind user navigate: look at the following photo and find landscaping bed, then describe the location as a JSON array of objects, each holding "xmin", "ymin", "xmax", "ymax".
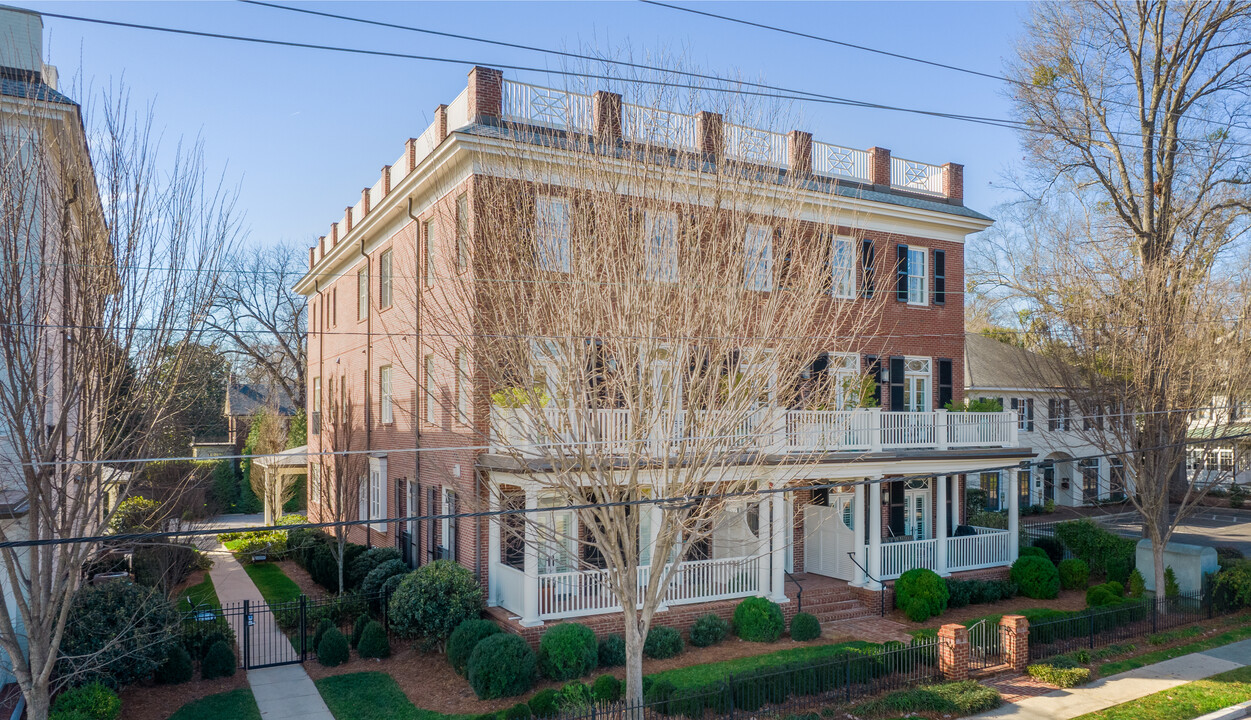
[
  {"xmin": 900, "ymin": 589, "xmax": 1089, "ymax": 629},
  {"xmin": 167, "ymin": 688, "xmax": 261, "ymax": 720},
  {"xmin": 119, "ymin": 671, "xmax": 250, "ymax": 720}
]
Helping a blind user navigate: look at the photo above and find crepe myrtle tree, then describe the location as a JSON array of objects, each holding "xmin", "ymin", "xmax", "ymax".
[
  {"xmin": 419, "ymin": 76, "xmax": 884, "ymax": 705},
  {"xmin": 974, "ymin": 0, "xmax": 1251, "ymax": 596},
  {"xmin": 0, "ymin": 84, "xmax": 237, "ymax": 719},
  {"xmin": 309, "ymin": 397, "xmax": 367, "ymax": 594}
]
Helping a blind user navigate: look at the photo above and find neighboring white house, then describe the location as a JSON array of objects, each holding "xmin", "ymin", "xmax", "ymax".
[
  {"xmin": 1187, "ymin": 396, "xmax": 1251, "ymax": 490},
  {"xmin": 964, "ymin": 333, "xmax": 1132, "ymax": 509}
]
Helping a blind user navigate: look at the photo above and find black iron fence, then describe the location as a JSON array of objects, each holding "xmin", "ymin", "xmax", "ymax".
[
  {"xmin": 1028, "ymin": 591, "xmax": 1212, "ymax": 662},
  {"xmin": 968, "ymin": 619, "xmax": 1005, "ymax": 671}
]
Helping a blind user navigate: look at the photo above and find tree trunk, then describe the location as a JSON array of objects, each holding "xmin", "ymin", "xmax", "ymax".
[
  {"xmin": 623, "ymin": 618, "xmax": 646, "ymax": 709},
  {"xmin": 25, "ymin": 683, "xmax": 50, "ymax": 720}
]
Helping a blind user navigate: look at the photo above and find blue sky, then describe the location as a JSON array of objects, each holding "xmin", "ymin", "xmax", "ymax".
[{"xmin": 24, "ymin": 1, "xmax": 1030, "ymax": 248}]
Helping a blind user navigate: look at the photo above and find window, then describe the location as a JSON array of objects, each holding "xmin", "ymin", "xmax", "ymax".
[
  {"xmin": 380, "ymin": 365, "xmax": 393, "ymax": 424},
  {"xmin": 379, "ymin": 249, "xmax": 393, "ymax": 308},
  {"xmin": 537, "ymin": 495, "xmax": 575, "ymax": 574},
  {"xmin": 327, "ymin": 377, "xmax": 335, "ymax": 423},
  {"xmin": 442, "ymin": 487, "xmax": 458, "ymax": 561},
  {"xmin": 907, "ymin": 247, "xmax": 927, "ymax": 305},
  {"xmin": 830, "ymin": 352, "xmax": 860, "ymax": 409},
  {"xmin": 1084, "ymin": 406, "xmax": 1104, "ymax": 431},
  {"xmin": 456, "ymin": 193, "xmax": 469, "ymax": 273},
  {"xmin": 1080, "ymin": 458, "xmax": 1100, "ymax": 502},
  {"xmin": 744, "ymin": 224, "xmax": 773, "ymax": 291},
  {"xmin": 1018, "ymin": 468, "xmax": 1032, "ymax": 508},
  {"xmin": 643, "ymin": 211, "xmax": 678, "ymax": 282},
  {"xmin": 536, "ymin": 196, "xmax": 570, "ymax": 272},
  {"xmin": 1048, "ymin": 398, "xmax": 1072, "ymax": 431},
  {"xmin": 980, "ymin": 471, "xmax": 1002, "ymax": 511},
  {"xmin": 357, "ymin": 267, "xmax": 369, "ymax": 321},
  {"xmin": 368, "ymin": 456, "xmax": 387, "ymax": 532},
  {"xmin": 424, "ymin": 219, "xmax": 435, "ymax": 288},
  {"xmin": 1011, "ymin": 398, "xmax": 1035, "ymax": 431},
  {"xmin": 830, "ymin": 236, "xmax": 856, "ymax": 299},
  {"xmin": 424, "ymin": 355, "xmax": 436, "ymax": 424},
  {"xmin": 312, "ymin": 378, "xmax": 321, "ymax": 414},
  {"xmin": 331, "ymin": 288, "xmax": 337, "ymax": 326},
  {"xmin": 310, "ymin": 464, "xmax": 320, "ymax": 505},
  {"xmin": 903, "ymin": 357, "xmax": 931, "ymax": 412},
  {"xmin": 1109, "ymin": 458, "xmax": 1126, "ymax": 501},
  {"xmin": 456, "ymin": 348, "xmax": 470, "ymax": 422}
]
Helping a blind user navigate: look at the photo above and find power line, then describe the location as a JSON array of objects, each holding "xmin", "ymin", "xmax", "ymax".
[{"xmin": 7, "ymin": 427, "xmax": 1247, "ymax": 550}]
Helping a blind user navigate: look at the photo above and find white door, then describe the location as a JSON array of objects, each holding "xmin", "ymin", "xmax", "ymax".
[
  {"xmin": 803, "ymin": 496, "xmax": 856, "ymax": 580},
  {"xmin": 903, "ymin": 488, "xmax": 930, "ymax": 540}
]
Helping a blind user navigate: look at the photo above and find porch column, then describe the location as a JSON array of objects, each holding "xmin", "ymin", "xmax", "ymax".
[
  {"xmin": 769, "ymin": 488, "xmax": 789, "ymax": 603},
  {"xmin": 758, "ymin": 494, "xmax": 772, "ymax": 596},
  {"xmin": 851, "ymin": 482, "xmax": 866, "ymax": 587},
  {"xmin": 936, "ymin": 475, "xmax": 949, "ymax": 576},
  {"xmin": 521, "ymin": 487, "xmax": 541, "ymax": 627},
  {"xmin": 950, "ymin": 474, "xmax": 961, "ymax": 530},
  {"xmin": 487, "ymin": 485, "xmax": 500, "ymax": 606},
  {"xmin": 1007, "ymin": 471, "xmax": 1020, "ymax": 560},
  {"xmin": 868, "ymin": 476, "xmax": 883, "ymax": 591}
]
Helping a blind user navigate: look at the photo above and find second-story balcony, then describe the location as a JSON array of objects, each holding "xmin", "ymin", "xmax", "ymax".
[{"xmin": 490, "ymin": 407, "xmax": 1019, "ymax": 457}]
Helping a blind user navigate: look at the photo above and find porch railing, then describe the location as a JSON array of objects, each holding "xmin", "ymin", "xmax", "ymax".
[
  {"xmin": 877, "ymin": 537, "xmax": 936, "ymax": 580},
  {"xmin": 946, "ymin": 528, "xmax": 1012, "ymax": 572}
]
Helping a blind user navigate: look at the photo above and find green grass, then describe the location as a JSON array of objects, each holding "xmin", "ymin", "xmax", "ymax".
[
  {"xmin": 168, "ymin": 689, "xmax": 261, "ymax": 720},
  {"xmin": 1073, "ymin": 665, "xmax": 1251, "ymax": 720},
  {"xmin": 851, "ymin": 681, "xmax": 1001, "ymax": 718},
  {"xmin": 1099, "ymin": 621, "xmax": 1251, "ymax": 677},
  {"xmin": 178, "ymin": 574, "xmax": 220, "ymax": 611},
  {"xmin": 316, "ymin": 672, "xmax": 471, "ymax": 720},
  {"xmin": 645, "ymin": 640, "xmax": 879, "ymax": 689},
  {"xmin": 244, "ymin": 562, "xmax": 302, "ymax": 607}
]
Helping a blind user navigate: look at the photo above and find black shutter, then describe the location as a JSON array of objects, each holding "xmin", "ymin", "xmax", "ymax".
[
  {"xmin": 888, "ymin": 356, "xmax": 905, "ymax": 412},
  {"xmin": 937, "ymin": 359, "xmax": 953, "ymax": 409},
  {"xmin": 944, "ymin": 479, "xmax": 953, "ymax": 535},
  {"xmin": 447, "ymin": 491, "xmax": 458, "ymax": 562},
  {"xmin": 861, "ymin": 238, "xmax": 875, "ymax": 298},
  {"xmin": 426, "ymin": 486, "xmax": 437, "ymax": 563},
  {"xmin": 895, "ymin": 244, "xmax": 908, "ymax": 302},
  {"xmin": 888, "ymin": 480, "xmax": 905, "ymax": 537},
  {"xmin": 933, "ymin": 249, "xmax": 946, "ymax": 305},
  {"xmin": 865, "ymin": 356, "xmax": 882, "ymax": 407}
]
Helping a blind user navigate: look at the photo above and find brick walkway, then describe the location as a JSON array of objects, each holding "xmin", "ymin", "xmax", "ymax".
[
  {"xmin": 822, "ymin": 615, "xmax": 913, "ymax": 643},
  {"xmin": 982, "ymin": 672, "xmax": 1060, "ymax": 703}
]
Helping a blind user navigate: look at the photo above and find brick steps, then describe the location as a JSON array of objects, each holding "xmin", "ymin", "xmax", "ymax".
[{"xmin": 799, "ymin": 596, "xmax": 879, "ymax": 624}]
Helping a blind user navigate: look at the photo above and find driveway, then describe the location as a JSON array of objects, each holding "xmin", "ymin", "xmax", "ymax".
[{"xmin": 1099, "ymin": 506, "xmax": 1251, "ymax": 555}]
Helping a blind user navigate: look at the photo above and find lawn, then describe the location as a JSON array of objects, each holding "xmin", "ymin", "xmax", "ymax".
[
  {"xmin": 177, "ymin": 574, "xmax": 220, "ymax": 611},
  {"xmin": 167, "ymin": 689, "xmax": 261, "ymax": 720},
  {"xmin": 1072, "ymin": 665, "xmax": 1251, "ymax": 720},
  {"xmin": 1099, "ymin": 620, "xmax": 1251, "ymax": 677},
  {"xmin": 645, "ymin": 640, "xmax": 878, "ymax": 689},
  {"xmin": 316, "ymin": 672, "xmax": 470, "ymax": 720},
  {"xmin": 244, "ymin": 562, "xmax": 302, "ymax": 606}
]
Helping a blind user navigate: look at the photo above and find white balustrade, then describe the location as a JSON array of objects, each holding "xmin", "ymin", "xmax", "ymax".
[
  {"xmin": 501, "ymin": 80, "xmax": 593, "ymax": 132},
  {"xmin": 812, "ymin": 142, "xmax": 871, "ymax": 183},
  {"xmin": 879, "ymin": 411, "xmax": 936, "ymax": 448},
  {"xmin": 622, "ymin": 103, "xmax": 697, "ymax": 151},
  {"xmin": 660, "ymin": 556, "xmax": 760, "ymax": 606},
  {"xmin": 877, "ymin": 538, "xmax": 936, "ymax": 580},
  {"xmin": 946, "ymin": 528, "xmax": 1011, "ymax": 572},
  {"xmin": 724, "ymin": 124, "xmax": 788, "ymax": 167},
  {"xmin": 947, "ymin": 411, "xmax": 1015, "ymax": 447},
  {"xmin": 890, "ymin": 156, "xmax": 944, "ymax": 195}
]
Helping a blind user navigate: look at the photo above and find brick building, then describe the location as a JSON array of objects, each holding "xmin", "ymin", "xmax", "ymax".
[{"xmin": 294, "ymin": 67, "xmax": 1033, "ymax": 634}]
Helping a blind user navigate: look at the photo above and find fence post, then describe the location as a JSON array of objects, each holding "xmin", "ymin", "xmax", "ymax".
[
  {"xmin": 299, "ymin": 594, "xmax": 308, "ymax": 662},
  {"xmin": 243, "ymin": 599, "xmax": 251, "ymax": 670},
  {"xmin": 999, "ymin": 615, "xmax": 1029, "ymax": 672},
  {"xmin": 937, "ymin": 624, "xmax": 969, "ymax": 681},
  {"xmin": 1208, "ymin": 590, "xmax": 1214, "ymax": 620},
  {"xmin": 1088, "ymin": 612, "xmax": 1095, "ymax": 650}
]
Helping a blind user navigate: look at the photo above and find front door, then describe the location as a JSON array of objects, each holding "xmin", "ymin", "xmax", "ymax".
[
  {"xmin": 903, "ymin": 487, "xmax": 930, "ymax": 540},
  {"xmin": 1042, "ymin": 462, "xmax": 1056, "ymax": 502}
]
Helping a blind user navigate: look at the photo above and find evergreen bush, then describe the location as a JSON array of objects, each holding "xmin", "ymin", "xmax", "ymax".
[
  {"xmin": 313, "ymin": 618, "xmax": 335, "ymax": 651},
  {"xmin": 597, "ymin": 634, "xmax": 626, "ymax": 667},
  {"xmin": 1032, "ymin": 537, "xmax": 1065, "ymax": 566},
  {"xmin": 57, "ymin": 580, "xmax": 178, "ymax": 687},
  {"xmin": 1058, "ymin": 558, "xmax": 1090, "ymax": 590},
  {"xmin": 357, "ymin": 620, "xmax": 391, "ymax": 659},
  {"xmin": 528, "ymin": 688, "xmax": 558, "ymax": 717},
  {"xmin": 317, "ymin": 627, "xmax": 350, "ymax": 667},
  {"xmin": 467, "ymin": 633, "xmax": 537, "ymax": 699},
  {"xmin": 789, "ymin": 612, "xmax": 821, "ymax": 641},
  {"xmin": 448, "ymin": 619, "xmax": 504, "ymax": 675},
  {"xmin": 591, "ymin": 674, "xmax": 623, "ymax": 702},
  {"xmin": 1019, "ymin": 546, "xmax": 1048, "ymax": 560},
  {"xmin": 733, "ymin": 597, "xmax": 784, "ymax": 642},
  {"xmin": 201, "ymin": 640, "xmax": 237, "ymax": 680},
  {"xmin": 505, "ymin": 703, "xmax": 532, "ymax": 720},
  {"xmin": 1010, "ymin": 555, "xmax": 1060, "ymax": 599},
  {"xmin": 50, "ymin": 683, "xmax": 120, "ymax": 720},
  {"xmin": 154, "ymin": 645, "xmax": 193, "ymax": 685},
  {"xmin": 1165, "ymin": 567, "xmax": 1180, "ymax": 598},
  {"xmin": 895, "ymin": 568, "xmax": 949, "ymax": 621},
  {"xmin": 388, "ymin": 560, "xmax": 484, "ymax": 650},
  {"xmin": 644, "ymin": 626, "xmax": 683, "ymax": 659},
  {"xmin": 689, "ymin": 614, "xmax": 729, "ymax": 647},
  {"xmin": 1127, "ymin": 569, "xmax": 1146, "ymax": 598},
  {"xmin": 362, "ymin": 559, "xmax": 410, "ymax": 607},
  {"xmin": 538, "ymin": 623, "xmax": 598, "ymax": 681},
  {"xmin": 351, "ymin": 613, "xmax": 369, "ymax": 649}
]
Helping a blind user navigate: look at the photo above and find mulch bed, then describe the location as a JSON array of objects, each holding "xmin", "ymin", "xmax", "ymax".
[
  {"xmin": 901, "ymin": 589, "xmax": 1090, "ymax": 629},
  {"xmin": 275, "ymin": 559, "xmax": 328, "ymax": 600},
  {"xmin": 120, "ymin": 672, "xmax": 249, "ymax": 720}
]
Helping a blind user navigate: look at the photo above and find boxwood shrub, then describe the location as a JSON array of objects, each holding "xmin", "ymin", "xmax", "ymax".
[
  {"xmin": 528, "ymin": 688, "xmax": 558, "ymax": 718},
  {"xmin": 154, "ymin": 645, "xmax": 193, "ymax": 685},
  {"xmin": 201, "ymin": 640, "xmax": 236, "ymax": 680},
  {"xmin": 317, "ymin": 627, "xmax": 350, "ymax": 667},
  {"xmin": 733, "ymin": 597, "xmax": 784, "ymax": 642},
  {"xmin": 1019, "ymin": 546, "xmax": 1048, "ymax": 560},
  {"xmin": 789, "ymin": 612, "xmax": 821, "ymax": 641},
  {"xmin": 388, "ymin": 560, "xmax": 484, "ymax": 651},
  {"xmin": 468, "ymin": 633, "xmax": 537, "ymax": 699},
  {"xmin": 689, "ymin": 614, "xmax": 729, "ymax": 647},
  {"xmin": 1032, "ymin": 536, "xmax": 1065, "ymax": 566},
  {"xmin": 1010, "ymin": 555, "xmax": 1060, "ymax": 599},
  {"xmin": 591, "ymin": 674, "xmax": 623, "ymax": 702},
  {"xmin": 598, "ymin": 633, "xmax": 626, "ymax": 667},
  {"xmin": 50, "ymin": 682, "xmax": 121, "ymax": 720},
  {"xmin": 895, "ymin": 568, "xmax": 949, "ymax": 622},
  {"xmin": 539, "ymin": 623, "xmax": 598, "ymax": 680},
  {"xmin": 1058, "ymin": 558, "xmax": 1090, "ymax": 591},
  {"xmin": 853, "ymin": 680, "xmax": 1001, "ymax": 716},
  {"xmin": 644, "ymin": 626, "xmax": 684, "ymax": 659},
  {"xmin": 347, "ymin": 547, "xmax": 402, "ymax": 589},
  {"xmin": 449, "ymin": 619, "xmax": 504, "ymax": 675},
  {"xmin": 357, "ymin": 620, "xmax": 391, "ymax": 659}
]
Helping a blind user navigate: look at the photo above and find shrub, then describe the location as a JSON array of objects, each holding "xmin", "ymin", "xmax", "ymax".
[
  {"xmin": 853, "ymin": 680, "xmax": 1000, "ymax": 717},
  {"xmin": 1044, "ymin": 498, "xmax": 1056, "ymax": 513},
  {"xmin": 180, "ymin": 620, "xmax": 235, "ymax": 661},
  {"xmin": 201, "ymin": 640, "xmax": 236, "ymax": 680},
  {"xmin": 1165, "ymin": 567, "xmax": 1180, "ymax": 598},
  {"xmin": 790, "ymin": 612, "xmax": 821, "ymax": 641},
  {"xmin": 1086, "ymin": 582, "xmax": 1125, "ymax": 608},
  {"xmin": 1213, "ymin": 562, "xmax": 1251, "ymax": 611},
  {"xmin": 51, "ymin": 683, "xmax": 120, "ymax": 720},
  {"xmin": 1107, "ymin": 555, "xmax": 1133, "ymax": 585},
  {"xmin": 351, "ymin": 613, "xmax": 369, "ymax": 649},
  {"xmin": 505, "ymin": 703, "xmax": 532, "ymax": 720},
  {"xmin": 1032, "ymin": 537, "xmax": 1065, "ymax": 566},
  {"xmin": 357, "ymin": 620, "xmax": 391, "ymax": 659},
  {"xmin": 528, "ymin": 688, "xmax": 558, "ymax": 718},
  {"xmin": 317, "ymin": 627, "xmax": 350, "ymax": 667},
  {"xmin": 733, "ymin": 597, "xmax": 785, "ymax": 642},
  {"xmin": 57, "ymin": 580, "xmax": 178, "ymax": 687},
  {"xmin": 947, "ymin": 579, "xmax": 972, "ymax": 608},
  {"xmin": 313, "ymin": 618, "xmax": 335, "ymax": 651},
  {"xmin": 598, "ymin": 634, "xmax": 626, "ymax": 667},
  {"xmin": 1054, "ymin": 519, "xmax": 1135, "ymax": 579},
  {"xmin": 895, "ymin": 568, "xmax": 949, "ymax": 622},
  {"xmin": 362, "ymin": 559, "xmax": 410, "ymax": 605},
  {"xmin": 690, "ymin": 614, "xmax": 729, "ymax": 647},
  {"xmin": 449, "ymin": 619, "xmax": 504, "ymax": 675},
  {"xmin": 967, "ymin": 510, "xmax": 1008, "ymax": 529},
  {"xmin": 557, "ymin": 681, "xmax": 591, "ymax": 712},
  {"xmin": 154, "ymin": 645, "xmax": 193, "ymax": 685},
  {"xmin": 381, "ymin": 572, "xmax": 406, "ymax": 600},
  {"xmin": 1127, "ymin": 569, "xmax": 1146, "ymax": 598},
  {"xmin": 467, "ymin": 633, "xmax": 537, "ymax": 699},
  {"xmin": 1011, "ymin": 555, "xmax": 1060, "ymax": 599},
  {"xmin": 644, "ymin": 626, "xmax": 684, "ymax": 659},
  {"xmin": 1019, "ymin": 546, "xmax": 1048, "ymax": 560},
  {"xmin": 1058, "ymin": 558, "xmax": 1090, "ymax": 590},
  {"xmin": 538, "ymin": 623, "xmax": 598, "ymax": 681},
  {"xmin": 348, "ymin": 547, "xmax": 403, "ymax": 589},
  {"xmin": 966, "ymin": 488, "xmax": 988, "ymax": 515},
  {"xmin": 389, "ymin": 560, "xmax": 484, "ymax": 650},
  {"xmin": 592, "ymin": 674, "xmax": 623, "ymax": 702},
  {"xmin": 1026, "ymin": 659, "xmax": 1091, "ymax": 688}
]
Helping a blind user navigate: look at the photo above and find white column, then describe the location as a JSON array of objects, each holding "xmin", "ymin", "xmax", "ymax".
[
  {"xmin": 868, "ymin": 476, "xmax": 883, "ymax": 590},
  {"xmin": 757, "ymin": 494, "xmax": 772, "ymax": 596},
  {"xmin": 851, "ymin": 482, "xmax": 866, "ymax": 587},
  {"xmin": 770, "ymin": 488, "xmax": 788, "ymax": 603},
  {"xmin": 521, "ymin": 487, "xmax": 541, "ymax": 627},
  {"xmin": 950, "ymin": 474, "xmax": 962, "ymax": 529},
  {"xmin": 487, "ymin": 485, "xmax": 500, "ymax": 606},
  {"xmin": 1007, "ymin": 471, "xmax": 1020, "ymax": 560},
  {"xmin": 935, "ymin": 475, "xmax": 949, "ymax": 577}
]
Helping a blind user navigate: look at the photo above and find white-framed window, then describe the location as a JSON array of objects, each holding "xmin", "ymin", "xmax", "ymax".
[
  {"xmin": 379, "ymin": 365, "xmax": 393, "ymax": 424},
  {"xmin": 312, "ymin": 377, "xmax": 321, "ymax": 414},
  {"xmin": 830, "ymin": 352, "xmax": 860, "ymax": 409},
  {"xmin": 907, "ymin": 246, "xmax": 927, "ymax": 305},
  {"xmin": 1080, "ymin": 458, "xmax": 1100, "ymax": 502},
  {"xmin": 424, "ymin": 219, "xmax": 435, "ymax": 288},
  {"xmin": 831, "ymin": 236, "xmax": 856, "ymax": 299},
  {"xmin": 424, "ymin": 354, "xmax": 437, "ymax": 424},
  {"xmin": 368, "ymin": 456, "xmax": 387, "ymax": 532},
  {"xmin": 327, "ymin": 377, "xmax": 335, "ymax": 423},
  {"xmin": 903, "ymin": 356, "xmax": 931, "ymax": 412},
  {"xmin": 456, "ymin": 348, "xmax": 470, "ymax": 422},
  {"xmin": 357, "ymin": 267, "xmax": 369, "ymax": 320},
  {"xmin": 643, "ymin": 210, "xmax": 678, "ymax": 283},
  {"xmin": 379, "ymin": 249, "xmax": 393, "ymax": 308},
  {"xmin": 536, "ymin": 494, "xmax": 576, "ymax": 574},
  {"xmin": 536, "ymin": 196, "xmax": 571, "ymax": 272},
  {"xmin": 744, "ymin": 224, "xmax": 773, "ymax": 291},
  {"xmin": 309, "ymin": 463, "xmax": 320, "ymax": 505},
  {"xmin": 441, "ymin": 487, "xmax": 458, "ymax": 561}
]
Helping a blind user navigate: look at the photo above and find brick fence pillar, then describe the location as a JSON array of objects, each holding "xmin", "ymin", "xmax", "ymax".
[
  {"xmin": 1000, "ymin": 614, "xmax": 1029, "ymax": 672},
  {"xmin": 937, "ymin": 623, "xmax": 969, "ymax": 681}
]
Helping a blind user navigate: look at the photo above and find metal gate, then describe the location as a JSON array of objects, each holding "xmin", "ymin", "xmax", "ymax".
[
  {"xmin": 209, "ymin": 599, "xmax": 304, "ymax": 670},
  {"xmin": 968, "ymin": 619, "xmax": 1005, "ymax": 671}
]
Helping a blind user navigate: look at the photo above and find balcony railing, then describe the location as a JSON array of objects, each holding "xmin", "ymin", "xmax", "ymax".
[
  {"xmin": 871, "ymin": 526, "xmax": 1011, "ymax": 580},
  {"xmin": 491, "ymin": 407, "xmax": 1018, "ymax": 457}
]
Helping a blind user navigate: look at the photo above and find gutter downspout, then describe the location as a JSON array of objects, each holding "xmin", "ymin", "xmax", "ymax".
[
  {"xmin": 359, "ymin": 237, "xmax": 373, "ymax": 549},
  {"xmin": 407, "ymin": 197, "xmax": 423, "ymax": 565}
]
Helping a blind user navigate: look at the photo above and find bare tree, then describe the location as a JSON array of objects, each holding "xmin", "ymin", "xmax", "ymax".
[
  {"xmin": 309, "ymin": 398, "xmax": 365, "ymax": 595},
  {"xmin": 208, "ymin": 242, "xmax": 307, "ymax": 408},
  {"xmin": 248, "ymin": 406, "xmax": 295, "ymax": 524},
  {"xmin": 420, "ymin": 78, "xmax": 882, "ymax": 704},
  {"xmin": 0, "ymin": 82, "xmax": 238, "ymax": 719},
  {"xmin": 980, "ymin": 0, "xmax": 1251, "ymax": 595}
]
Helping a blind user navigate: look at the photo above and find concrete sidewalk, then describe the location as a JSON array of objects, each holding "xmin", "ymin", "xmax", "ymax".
[
  {"xmin": 974, "ymin": 638, "xmax": 1251, "ymax": 720},
  {"xmin": 207, "ymin": 545, "xmax": 335, "ymax": 720}
]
